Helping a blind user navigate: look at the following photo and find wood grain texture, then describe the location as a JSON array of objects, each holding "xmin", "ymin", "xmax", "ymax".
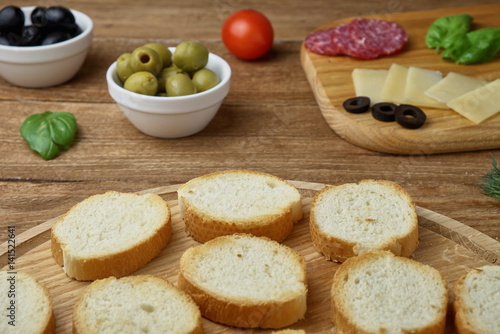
[
  {"xmin": 1, "ymin": 1, "xmax": 500, "ymax": 310},
  {"xmin": 1, "ymin": 181, "xmax": 499, "ymax": 333},
  {"xmin": 301, "ymin": 4, "xmax": 500, "ymax": 155}
]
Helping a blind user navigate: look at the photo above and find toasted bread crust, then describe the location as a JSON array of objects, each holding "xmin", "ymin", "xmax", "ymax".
[
  {"xmin": 331, "ymin": 251, "xmax": 448, "ymax": 334},
  {"xmin": 37, "ymin": 274, "xmax": 56, "ymax": 334},
  {"xmin": 453, "ymin": 266, "xmax": 500, "ymax": 334},
  {"xmin": 178, "ymin": 170, "xmax": 302, "ymax": 243},
  {"xmin": 0, "ymin": 271, "xmax": 55, "ymax": 334},
  {"xmin": 453, "ymin": 271, "xmax": 477, "ymax": 334},
  {"xmin": 52, "ymin": 223, "xmax": 171, "ymax": 280},
  {"xmin": 51, "ymin": 192, "xmax": 172, "ymax": 281},
  {"xmin": 181, "ymin": 196, "xmax": 294, "ymax": 243},
  {"xmin": 310, "ymin": 180, "xmax": 418, "ymax": 262},
  {"xmin": 178, "ymin": 234, "xmax": 307, "ymax": 329}
]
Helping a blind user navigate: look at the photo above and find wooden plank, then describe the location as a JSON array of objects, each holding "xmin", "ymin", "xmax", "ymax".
[
  {"xmin": 2, "ymin": 181, "xmax": 499, "ymax": 333},
  {"xmin": 301, "ymin": 4, "xmax": 500, "ymax": 155}
]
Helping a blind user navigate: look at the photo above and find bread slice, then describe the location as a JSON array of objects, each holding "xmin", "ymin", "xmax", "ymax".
[
  {"xmin": 453, "ymin": 265, "xmax": 500, "ymax": 334},
  {"xmin": 310, "ymin": 179, "xmax": 418, "ymax": 262},
  {"xmin": 177, "ymin": 170, "xmax": 302, "ymax": 243},
  {"xmin": 73, "ymin": 275, "xmax": 203, "ymax": 334},
  {"xmin": 0, "ymin": 271, "xmax": 55, "ymax": 334},
  {"xmin": 271, "ymin": 330, "xmax": 306, "ymax": 334},
  {"xmin": 178, "ymin": 234, "xmax": 308, "ymax": 329},
  {"xmin": 331, "ymin": 251, "xmax": 448, "ymax": 334},
  {"xmin": 51, "ymin": 191, "xmax": 172, "ymax": 281}
]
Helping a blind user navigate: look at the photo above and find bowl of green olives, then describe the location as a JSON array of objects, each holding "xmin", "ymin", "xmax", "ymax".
[
  {"xmin": 0, "ymin": 5, "xmax": 93, "ymax": 88},
  {"xmin": 106, "ymin": 42, "xmax": 231, "ymax": 138}
]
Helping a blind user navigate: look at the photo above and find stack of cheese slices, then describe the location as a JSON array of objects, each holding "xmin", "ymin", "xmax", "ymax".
[{"xmin": 353, "ymin": 64, "xmax": 500, "ymax": 123}]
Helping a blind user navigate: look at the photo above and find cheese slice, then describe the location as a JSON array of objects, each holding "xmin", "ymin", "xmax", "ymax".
[
  {"xmin": 404, "ymin": 67, "xmax": 448, "ymax": 109},
  {"xmin": 352, "ymin": 69, "xmax": 389, "ymax": 105},
  {"xmin": 425, "ymin": 72, "xmax": 488, "ymax": 103},
  {"xmin": 381, "ymin": 63, "xmax": 408, "ymax": 104},
  {"xmin": 447, "ymin": 79, "xmax": 500, "ymax": 124}
]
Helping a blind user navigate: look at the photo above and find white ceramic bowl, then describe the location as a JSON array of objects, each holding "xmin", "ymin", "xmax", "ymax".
[
  {"xmin": 0, "ymin": 6, "xmax": 93, "ymax": 88},
  {"xmin": 106, "ymin": 48, "xmax": 231, "ymax": 138}
]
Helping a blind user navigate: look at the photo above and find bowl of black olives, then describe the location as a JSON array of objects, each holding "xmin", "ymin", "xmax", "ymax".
[
  {"xmin": 106, "ymin": 41, "xmax": 231, "ymax": 138},
  {"xmin": 0, "ymin": 5, "xmax": 93, "ymax": 88}
]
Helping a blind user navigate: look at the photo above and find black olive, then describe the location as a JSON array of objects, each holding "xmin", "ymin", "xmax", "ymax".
[
  {"xmin": 343, "ymin": 96, "xmax": 370, "ymax": 114},
  {"xmin": 371, "ymin": 102, "xmax": 397, "ymax": 122},
  {"xmin": 45, "ymin": 6, "xmax": 75, "ymax": 26},
  {"xmin": 0, "ymin": 6, "xmax": 24, "ymax": 34},
  {"xmin": 30, "ymin": 7, "xmax": 47, "ymax": 26},
  {"xmin": 21, "ymin": 25, "xmax": 45, "ymax": 46},
  {"xmin": 41, "ymin": 31, "xmax": 72, "ymax": 45},
  {"xmin": 395, "ymin": 104, "xmax": 427, "ymax": 129}
]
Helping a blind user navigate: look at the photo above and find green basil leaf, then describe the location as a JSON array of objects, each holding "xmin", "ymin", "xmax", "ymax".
[
  {"xmin": 442, "ymin": 27, "xmax": 500, "ymax": 64},
  {"xmin": 20, "ymin": 111, "xmax": 77, "ymax": 160},
  {"xmin": 425, "ymin": 14, "xmax": 472, "ymax": 51}
]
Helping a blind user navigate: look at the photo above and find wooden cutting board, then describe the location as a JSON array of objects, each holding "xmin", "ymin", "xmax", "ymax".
[
  {"xmin": 1, "ymin": 181, "xmax": 499, "ymax": 333},
  {"xmin": 301, "ymin": 4, "xmax": 500, "ymax": 155}
]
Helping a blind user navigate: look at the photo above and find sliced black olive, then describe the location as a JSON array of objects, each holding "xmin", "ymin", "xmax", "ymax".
[
  {"xmin": 395, "ymin": 104, "xmax": 427, "ymax": 129},
  {"xmin": 41, "ymin": 31, "xmax": 72, "ymax": 45},
  {"xmin": 0, "ymin": 6, "xmax": 24, "ymax": 34},
  {"xmin": 343, "ymin": 96, "xmax": 370, "ymax": 114},
  {"xmin": 22, "ymin": 25, "xmax": 45, "ymax": 46},
  {"xmin": 371, "ymin": 102, "xmax": 397, "ymax": 122}
]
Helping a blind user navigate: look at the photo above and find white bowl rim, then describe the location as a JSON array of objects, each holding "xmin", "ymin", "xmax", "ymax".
[
  {"xmin": 106, "ymin": 49, "xmax": 231, "ymax": 114},
  {"xmin": 0, "ymin": 6, "xmax": 93, "ymax": 55}
]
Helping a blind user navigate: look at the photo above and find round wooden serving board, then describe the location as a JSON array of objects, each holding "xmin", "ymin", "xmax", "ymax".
[
  {"xmin": 1, "ymin": 181, "xmax": 499, "ymax": 333},
  {"xmin": 301, "ymin": 4, "xmax": 500, "ymax": 155}
]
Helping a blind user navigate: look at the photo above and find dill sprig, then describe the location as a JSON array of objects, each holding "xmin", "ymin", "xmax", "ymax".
[{"xmin": 478, "ymin": 153, "xmax": 500, "ymax": 200}]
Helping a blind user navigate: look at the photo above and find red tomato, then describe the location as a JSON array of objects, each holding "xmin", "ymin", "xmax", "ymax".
[{"xmin": 222, "ymin": 9, "xmax": 274, "ymax": 60}]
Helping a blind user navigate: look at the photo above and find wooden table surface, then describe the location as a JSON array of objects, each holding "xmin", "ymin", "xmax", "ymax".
[{"xmin": 1, "ymin": 0, "xmax": 499, "ymax": 259}]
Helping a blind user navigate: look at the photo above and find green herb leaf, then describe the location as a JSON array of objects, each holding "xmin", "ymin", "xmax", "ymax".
[
  {"xmin": 478, "ymin": 153, "xmax": 500, "ymax": 200},
  {"xmin": 446, "ymin": 27, "xmax": 500, "ymax": 65},
  {"xmin": 20, "ymin": 111, "xmax": 77, "ymax": 160},
  {"xmin": 425, "ymin": 14, "xmax": 472, "ymax": 51}
]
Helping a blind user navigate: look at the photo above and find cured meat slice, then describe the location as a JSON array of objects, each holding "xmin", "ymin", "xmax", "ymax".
[
  {"xmin": 349, "ymin": 17, "xmax": 408, "ymax": 55},
  {"xmin": 304, "ymin": 28, "xmax": 341, "ymax": 56},
  {"xmin": 333, "ymin": 23, "xmax": 380, "ymax": 60}
]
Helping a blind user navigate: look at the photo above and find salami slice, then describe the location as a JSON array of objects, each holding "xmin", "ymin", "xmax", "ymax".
[
  {"xmin": 333, "ymin": 23, "xmax": 380, "ymax": 60},
  {"xmin": 304, "ymin": 28, "xmax": 342, "ymax": 56},
  {"xmin": 349, "ymin": 17, "xmax": 408, "ymax": 56}
]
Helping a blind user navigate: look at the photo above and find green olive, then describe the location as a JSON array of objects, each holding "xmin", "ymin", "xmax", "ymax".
[
  {"xmin": 124, "ymin": 71, "xmax": 159, "ymax": 96},
  {"xmin": 129, "ymin": 46, "xmax": 163, "ymax": 76},
  {"xmin": 144, "ymin": 43, "xmax": 172, "ymax": 68},
  {"xmin": 166, "ymin": 73, "xmax": 197, "ymax": 97},
  {"xmin": 192, "ymin": 68, "xmax": 220, "ymax": 92},
  {"xmin": 157, "ymin": 66, "xmax": 186, "ymax": 93},
  {"xmin": 173, "ymin": 41, "xmax": 209, "ymax": 73},
  {"xmin": 116, "ymin": 53, "xmax": 134, "ymax": 83}
]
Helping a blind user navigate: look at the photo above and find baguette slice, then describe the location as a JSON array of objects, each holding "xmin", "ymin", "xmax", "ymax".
[
  {"xmin": 73, "ymin": 275, "xmax": 203, "ymax": 334},
  {"xmin": 0, "ymin": 271, "xmax": 55, "ymax": 334},
  {"xmin": 310, "ymin": 179, "xmax": 418, "ymax": 262},
  {"xmin": 178, "ymin": 234, "xmax": 308, "ymax": 329},
  {"xmin": 331, "ymin": 251, "xmax": 448, "ymax": 334},
  {"xmin": 454, "ymin": 265, "xmax": 500, "ymax": 334},
  {"xmin": 177, "ymin": 170, "xmax": 302, "ymax": 243},
  {"xmin": 51, "ymin": 191, "xmax": 172, "ymax": 281}
]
